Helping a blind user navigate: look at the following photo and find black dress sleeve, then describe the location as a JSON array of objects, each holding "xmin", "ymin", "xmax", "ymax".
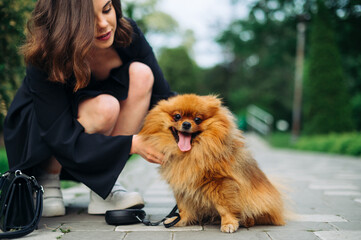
[{"xmin": 26, "ymin": 65, "xmax": 132, "ymax": 199}]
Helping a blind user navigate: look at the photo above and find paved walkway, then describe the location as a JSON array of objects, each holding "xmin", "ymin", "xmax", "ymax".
[{"xmin": 22, "ymin": 133, "xmax": 361, "ymax": 240}]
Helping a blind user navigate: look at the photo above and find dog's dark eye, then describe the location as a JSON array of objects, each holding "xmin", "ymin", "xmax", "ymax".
[
  {"xmin": 173, "ymin": 114, "xmax": 181, "ymax": 121},
  {"xmin": 194, "ymin": 117, "xmax": 202, "ymax": 125}
]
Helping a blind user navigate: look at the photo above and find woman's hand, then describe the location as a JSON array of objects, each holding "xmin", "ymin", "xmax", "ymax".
[{"xmin": 130, "ymin": 135, "xmax": 164, "ymax": 164}]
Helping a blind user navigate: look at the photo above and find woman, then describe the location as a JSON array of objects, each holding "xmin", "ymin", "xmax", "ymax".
[{"xmin": 3, "ymin": 0, "xmax": 173, "ymax": 217}]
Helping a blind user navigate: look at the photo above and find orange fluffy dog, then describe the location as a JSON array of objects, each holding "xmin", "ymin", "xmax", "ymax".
[{"xmin": 139, "ymin": 94, "xmax": 285, "ymax": 233}]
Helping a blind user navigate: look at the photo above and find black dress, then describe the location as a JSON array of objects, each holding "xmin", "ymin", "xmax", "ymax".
[{"xmin": 3, "ymin": 19, "xmax": 173, "ymax": 199}]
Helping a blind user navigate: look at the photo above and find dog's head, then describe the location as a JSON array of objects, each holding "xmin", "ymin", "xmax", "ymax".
[{"xmin": 140, "ymin": 94, "xmax": 235, "ymax": 153}]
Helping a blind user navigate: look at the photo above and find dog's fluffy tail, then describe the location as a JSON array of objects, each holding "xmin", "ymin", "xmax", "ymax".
[{"xmin": 267, "ymin": 175, "xmax": 296, "ymax": 222}]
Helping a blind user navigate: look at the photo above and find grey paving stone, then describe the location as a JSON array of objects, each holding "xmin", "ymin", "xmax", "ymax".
[
  {"xmin": 20, "ymin": 230, "xmax": 63, "ymax": 240},
  {"xmin": 330, "ymin": 221, "xmax": 361, "ymax": 231},
  {"xmin": 115, "ymin": 224, "xmax": 203, "ymax": 232},
  {"xmin": 124, "ymin": 231, "xmax": 172, "ymax": 240},
  {"xmin": 41, "ymin": 207, "xmax": 104, "ymax": 222},
  {"xmin": 143, "ymin": 202, "xmax": 176, "ymax": 209},
  {"xmin": 309, "ymin": 183, "xmax": 359, "ymax": 190},
  {"xmin": 338, "ymin": 212, "xmax": 361, "ymax": 222},
  {"xmin": 294, "ymin": 214, "xmax": 347, "ymax": 222},
  {"xmin": 335, "ymin": 173, "xmax": 361, "ymax": 180},
  {"xmin": 61, "ymin": 221, "xmax": 116, "ymax": 232},
  {"xmin": 61, "ymin": 231, "xmax": 125, "ymax": 240},
  {"xmin": 117, "ymin": 157, "xmax": 160, "ymax": 195},
  {"xmin": 143, "ymin": 207, "xmax": 178, "ymax": 216},
  {"xmin": 38, "ymin": 217, "xmax": 63, "ymax": 230},
  {"xmin": 324, "ymin": 191, "xmax": 361, "ymax": 196},
  {"xmin": 174, "ymin": 228, "xmax": 271, "ymax": 240},
  {"xmin": 267, "ymin": 230, "xmax": 320, "ymax": 240},
  {"xmin": 246, "ymin": 221, "xmax": 336, "ymax": 232},
  {"xmin": 314, "ymin": 230, "xmax": 361, "ymax": 240}
]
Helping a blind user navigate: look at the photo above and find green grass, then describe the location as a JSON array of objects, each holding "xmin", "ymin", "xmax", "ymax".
[
  {"xmin": 264, "ymin": 132, "xmax": 361, "ymax": 157},
  {"xmin": 60, "ymin": 180, "xmax": 79, "ymax": 189},
  {"xmin": 0, "ymin": 147, "xmax": 9, "ymax": 173},
  {"xmin": 264, "ymin": 132, "xmax": 296, "ymax": 149},
  {"xmin": 295, "ymin": 132, "xmax": 361, "ymax": 156}
]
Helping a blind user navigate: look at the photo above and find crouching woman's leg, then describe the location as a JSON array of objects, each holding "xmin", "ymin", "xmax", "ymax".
[
  {"xmin": 40, "ymin": 62, "xmax": 154, "ymax": 216},
  {"xmin": 111, "ymin": 61, "xmax": 154, "ymax": 135},
  {"xmin": 79, "ymin": 62, "xmax": 154, "ymax": 214},
  {"xmin": 39, "ymin": 94, "xmax": 121, "ymax": 217}
]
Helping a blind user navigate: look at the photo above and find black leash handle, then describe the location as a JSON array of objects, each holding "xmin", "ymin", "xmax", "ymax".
[
  {"xmin": 105, "ymin": 205, "xmax": 180, "ymax": 228},
  {"xmin": 141, "ymin": 205, "xmax": 180, "ymax": 228}
]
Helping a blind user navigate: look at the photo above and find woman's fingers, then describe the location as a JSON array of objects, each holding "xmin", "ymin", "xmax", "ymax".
[
  {"xmin": 131, "ymin": 135, "xmax": 164, "ymax": 165},
  {"xmin": 145, "ymin": 148, "xmax": 164, "ymax": 164}
]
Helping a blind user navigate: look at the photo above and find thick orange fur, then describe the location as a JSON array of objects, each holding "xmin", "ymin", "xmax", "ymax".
[{"xmin": 139, "ymin": 94, "xmax": 285, "ymax": 233}]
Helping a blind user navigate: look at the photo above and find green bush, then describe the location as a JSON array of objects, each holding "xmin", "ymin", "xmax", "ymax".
[
  {"xmin": 265, "ymin": 132, "xmax": 361, "ymax": 157},
  {"xmin": 265, "ymin": 132, "xmax": 295, "ymax": 149},
  {"xmin": 0, "ymin": 147, "xmax": 9, "ymax": 173},
  {"xmin": 0, "ymin": 0, "xmax": 36, "ymax": 131},
  {"xmin": 294, "ymin": 133, "xmax": 361, "ymax": 156},
  {"xmin": 303, "ymin": 0, "xmax": 354, "ymax": 135},
  {"xmin": 61, "ymin": 180, "xmax": 79, "ymax": 189},
  {"xmin": 344, "ymin": 135, "xmax": 361, "ymax": 156}
]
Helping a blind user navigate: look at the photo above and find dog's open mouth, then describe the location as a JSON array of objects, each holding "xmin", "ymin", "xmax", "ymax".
[{"xmin": 170, "ymin": 127, "xmax": 200, "ymax": 152}]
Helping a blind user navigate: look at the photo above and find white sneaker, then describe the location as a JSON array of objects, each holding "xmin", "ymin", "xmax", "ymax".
[
  {"xmin": 37, "ymin": 173, "xmax": 66, "ymax": 217},
  {"xmin": 88, "ymin": 183, "xmax": 144, "ymax": 214}
]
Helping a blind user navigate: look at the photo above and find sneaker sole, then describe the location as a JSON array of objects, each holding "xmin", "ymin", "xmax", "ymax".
[
  {"xmin": 88, "ymin": 196, "xmax": 145, "ymax": 214},
  {"xmin": 42, "ymin": 206, "xmax": 66, "ymax": 217},
  {"xmin": 127, "ymin": 203, "xmax": 145, "ymax": 209},
  {"xmin": 42, "ymin": 198, "xmax": 66, "ymax": 217}
]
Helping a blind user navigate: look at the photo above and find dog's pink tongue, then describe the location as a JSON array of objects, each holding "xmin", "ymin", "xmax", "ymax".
[{"xmin": 178, "ymin": 132, "xmax": 192, "ymax": 152}]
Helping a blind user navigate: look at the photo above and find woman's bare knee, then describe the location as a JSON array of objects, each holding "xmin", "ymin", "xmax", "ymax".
[
  {"xmin": 78, "ymin": 94, "xmax": 120, "ymax": 134},
  {"xmin": 111, "ymin": 63, "xmax": 153, "ymax": 135},
  {"xmin": 129, "ymin": 62, "xmax": 154, "ymax": 96}
]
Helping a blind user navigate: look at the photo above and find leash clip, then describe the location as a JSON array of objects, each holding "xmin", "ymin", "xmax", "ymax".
[
  {"xmin": 140, "ymin": 204, "xmax": 180, "ymax": 228},
  {"xmin": 163, "ymin": 213, "xmax": 181, "ymax": 228}
]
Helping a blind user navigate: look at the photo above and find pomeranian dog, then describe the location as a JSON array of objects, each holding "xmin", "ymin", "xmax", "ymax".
[{"xmin": 139, "ymin": 94, "xmax": 285, "ymax": 233}]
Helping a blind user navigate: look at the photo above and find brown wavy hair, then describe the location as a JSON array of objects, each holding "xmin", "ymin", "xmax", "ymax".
[{"xmin": 21, "ymin": 0, "xmax": 133, "ymax": 91}]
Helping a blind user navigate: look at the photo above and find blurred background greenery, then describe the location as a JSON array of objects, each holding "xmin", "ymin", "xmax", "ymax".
[{"xmin": 0, "ymin": 0, "xmax": 360, "ymax": 173}]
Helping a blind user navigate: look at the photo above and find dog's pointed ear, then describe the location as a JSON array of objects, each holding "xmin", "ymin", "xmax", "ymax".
[
  {"xmin": 202, "ymin": 95, "xmax": 222, "ymax": 107},
  {"xmin": 199, "ymin": 95, "xmax": 222, "ymax": 116}
]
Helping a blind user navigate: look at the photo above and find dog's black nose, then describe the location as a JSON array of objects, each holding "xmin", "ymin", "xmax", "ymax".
[{"xmin": 182, "ymin": 121, "xmax": 191, "ymax": 130}]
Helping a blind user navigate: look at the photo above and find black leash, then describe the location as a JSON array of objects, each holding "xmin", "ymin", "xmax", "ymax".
[
  {"xmin": 142, "ymin": 205, "xmax": 180, "ymax": 228},
  {"xmin": 105, "ymin": 205, "xmax": 180, "ymax": 228}
]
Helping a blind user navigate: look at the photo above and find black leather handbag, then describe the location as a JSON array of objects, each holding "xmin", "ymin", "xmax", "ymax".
[{"xmin": 0, "ymin": 170, "xmax": 43, "ymax": 239}]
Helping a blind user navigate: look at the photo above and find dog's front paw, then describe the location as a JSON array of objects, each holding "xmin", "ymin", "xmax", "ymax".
[{"xmin": 220, "ymin": 222, "xmax": 239, "ymax": 233}]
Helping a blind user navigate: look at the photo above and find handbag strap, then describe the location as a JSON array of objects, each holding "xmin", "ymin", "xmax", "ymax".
[
  {"xmin": 0, "ymin": 172, "xmax": 43, "ymax": 239},
  {"xmin": 141, "ymin": 204, "xmax": 180, "ymax": 228}
]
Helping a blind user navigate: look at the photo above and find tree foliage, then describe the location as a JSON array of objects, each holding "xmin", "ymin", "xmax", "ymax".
[
  {"xmin": 122, "ymin": 0, "xmax": 178, "ymax": 34},
  {"xmin": 303, "ymin": 0, "xmax": 354, "ymax": 134},
  {"xmin": 213, "ymin": 0, "xmax": 297, "ymax": 119},
  {"xmin": 158, "ymin": 46, "xmax": 201, "ymax": 94},
  {"xmin": 1, "ymin": 0, "xmax": 360, "ymax": 137},
  {"xmin": 0, "ymin": 0, "xmax": 35, "ymax": 131},
  {"xmin": 211, "ymin": 0, "xmax": 360, "ymax": 133},
  {"xmin": 330, "ymin": 0, "xmax": 361, "ymax": 130}
]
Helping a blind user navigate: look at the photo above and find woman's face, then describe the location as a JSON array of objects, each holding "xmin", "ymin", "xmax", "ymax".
[{"xmin": 93, "ymin": 0, "xmax": 117, "ymax": 49}]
